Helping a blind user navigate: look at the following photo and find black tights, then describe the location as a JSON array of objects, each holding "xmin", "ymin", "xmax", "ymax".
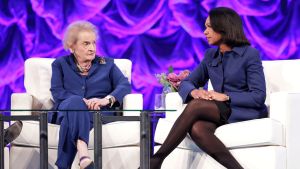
[{"xmin": 151, "ymin": 99, "xmax": 243, "ymax": 169}]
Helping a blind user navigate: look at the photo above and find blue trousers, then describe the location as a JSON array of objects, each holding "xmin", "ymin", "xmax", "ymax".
[{"xmin": 55, "ymin": 96, "xmax": 93, "ymax": 169}]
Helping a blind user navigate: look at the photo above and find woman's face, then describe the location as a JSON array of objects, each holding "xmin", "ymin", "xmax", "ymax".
[
  {"xmin": 71, "ymin": 30, "xmax": 96, "ymax": 62},
  {"xmin": 204, "ymin": 17, "xmax": 222, "ymax": 46}
]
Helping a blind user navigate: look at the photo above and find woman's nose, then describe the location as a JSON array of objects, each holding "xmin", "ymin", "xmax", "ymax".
[
  {"xmin": 88, "ymin": 43, "xmax": 96, "ymax": 51},
  {"xmin": 204, "ymin": 29, "xmax": 208, "ymax": 35}
]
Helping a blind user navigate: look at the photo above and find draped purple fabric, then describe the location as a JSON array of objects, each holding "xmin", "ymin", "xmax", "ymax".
[{"xmin": 0, "ymin": 0, "xmax": 299, "ymax": 109}]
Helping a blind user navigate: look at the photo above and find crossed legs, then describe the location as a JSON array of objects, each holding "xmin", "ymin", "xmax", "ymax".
[
  {"xmin": 151, "ymin": 99, "xmax": 243, "ymax": 169},
  {"xmin": 56, "ymin": 96, "xmax": 93, "ymax": 169}
]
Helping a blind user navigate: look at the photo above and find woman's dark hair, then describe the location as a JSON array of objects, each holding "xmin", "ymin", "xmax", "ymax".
[{"xmin": 209, "ymin": 7, "xmax": 250, "ymax": 47}]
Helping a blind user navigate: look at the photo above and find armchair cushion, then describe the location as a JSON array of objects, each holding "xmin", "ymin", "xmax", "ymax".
[
  {"xmin": 214, "ymin": 118, "xmax": 284, "ymax": 148},
  {"xmin": 11, "ymin": 93, "xmax": 33, "ymax": 116},
  {"xmin": 38, "ymin": 59, "xmax": 53, "ymax": 101},
  {"xmin": 123, "ymin": 94, "xmax": 143, "ymax": 116}
]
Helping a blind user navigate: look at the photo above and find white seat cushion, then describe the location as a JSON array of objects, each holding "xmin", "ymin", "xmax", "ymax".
[
  {"xmin": 214, "ymin": 118, "xmax": 284, "ymax": 148},
  {"xmin": 155, "ymin": 145, "xmax": 286, "ymax": 169},
  {"xmin": 155, "ymin": 118, "xmax": 284, "ymax": 151},
  {"xmin": 10, "ymin": 146, "xmax": 140, "ymax": 169},
  {"xmin": 13, "ymin": 121, "xmax": 140, "ymax": 149}
]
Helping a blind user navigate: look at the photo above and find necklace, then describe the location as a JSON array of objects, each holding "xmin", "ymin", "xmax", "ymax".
[
  {"xmin": 73, "ymin": 53, "xmax": 92, "ymax": 73},
  {"xmin": 76, "ymin": 62, "xmax": 91, "ymax": 73}
]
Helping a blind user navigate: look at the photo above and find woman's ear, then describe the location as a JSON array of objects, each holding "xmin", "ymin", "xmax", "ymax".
[{"xmin": 69, "ymin": 48, "xmax": 74, "ymax": 53}]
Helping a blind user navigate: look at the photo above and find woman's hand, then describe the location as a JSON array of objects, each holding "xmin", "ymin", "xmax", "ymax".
[
  {"xmin": 190, "ymin": 89, "xmax": 212, "ymax": 100},
  {"xmin": 208, "ymin": 90, "xmax": 229, "ymax": 102},
  {"xmin": 83, "ymin": 98, "xmax": 110, "ymax": 110}
]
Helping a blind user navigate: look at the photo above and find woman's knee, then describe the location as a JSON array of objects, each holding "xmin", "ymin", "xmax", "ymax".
[
  {"xmin": 189, "ymin": 122, "xmax": 206, "ymax": 141},
  {"xmin": 187, "ymin": 99, "xmax": 212, "ymax": 109},
  {"xmin": 65, "ymin": 95, "xmax": 84, "ymax": 103},
  {"xmin": 60, "ymin": 95, "xmax": 87, "ymax": 110},
  {"xmin": 189, "ymin": 121, "xmax": 216, "ymax": 141},
  {"xmin": 184, "ymin": 99, "xmax": 219, "ymax": 117}
]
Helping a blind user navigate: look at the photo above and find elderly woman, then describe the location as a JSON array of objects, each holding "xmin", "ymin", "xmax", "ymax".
[{"xmin": 49, "ymin": 21, "xmax": 131, "ymax": 169}]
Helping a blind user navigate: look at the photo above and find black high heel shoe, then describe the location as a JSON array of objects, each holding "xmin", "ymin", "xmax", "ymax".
[{"xmin": 3, "ymin": 121, "xmax": 23, "ymax": 146}]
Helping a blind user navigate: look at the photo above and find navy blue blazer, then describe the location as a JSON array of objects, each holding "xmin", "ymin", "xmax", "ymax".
[
  {"xmin": 49, "ymin": 54, "xmax": 131, "ymax": 122},
  {"xmin": 179, "ymin": 46, "xmax": 268, "ymax": 123}
]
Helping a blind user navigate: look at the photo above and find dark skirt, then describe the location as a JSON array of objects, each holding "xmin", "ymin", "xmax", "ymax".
[{"xmin": 214, "ymin": 101, "xmax": 232, "ymax": 126}]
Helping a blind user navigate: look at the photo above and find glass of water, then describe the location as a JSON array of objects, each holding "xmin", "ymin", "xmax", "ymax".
[{"xmin": 154, "ymin": 94, "xmax": 166, "ymax": 110}]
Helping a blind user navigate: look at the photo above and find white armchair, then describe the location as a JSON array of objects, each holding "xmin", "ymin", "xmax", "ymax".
[
  {"xmin": 10, "ymin": 58, "xmax": 143, "ymax": 169},
  {"xmin": 154, "ymin": 59, "xmax": 300, "ymax": 169}
]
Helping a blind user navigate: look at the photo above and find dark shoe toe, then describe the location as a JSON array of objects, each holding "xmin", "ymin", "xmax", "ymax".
[
  {"xmin": 4, "ymin": 121, "xmax": 23, "ymax": 146},
  {"xmin": 84, "ymin": 161, "xmax": 94, "ymax": 169}
]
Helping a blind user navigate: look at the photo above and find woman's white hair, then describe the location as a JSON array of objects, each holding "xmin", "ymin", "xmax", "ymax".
[{"xmin": 63, "ymin": 20, "xmax": 99, "ymax": 51}]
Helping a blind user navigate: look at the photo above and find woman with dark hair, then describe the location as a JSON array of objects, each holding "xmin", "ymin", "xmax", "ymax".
[{"xmin": 151, "ymin": 7, "xmax": 267, "ymax": 169}]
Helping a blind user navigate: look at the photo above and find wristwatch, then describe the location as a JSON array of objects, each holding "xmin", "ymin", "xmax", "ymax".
[
  {"xmin": 225, "ymin": 94, "xmax": 230, "ymax": 102},
  {"xmin": 105, "ymin": 95, "xmax": 115, "ymax": 107}
]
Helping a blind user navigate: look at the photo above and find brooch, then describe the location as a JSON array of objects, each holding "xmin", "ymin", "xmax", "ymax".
[{"xmin": 99, "ymin": 57, "xmax": 106, "ymax": 64}]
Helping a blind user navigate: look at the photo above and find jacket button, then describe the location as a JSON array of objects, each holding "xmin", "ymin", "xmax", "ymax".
[{"xmin": 82, "ymin": 86, "xmax": 85, "ymax": 90}]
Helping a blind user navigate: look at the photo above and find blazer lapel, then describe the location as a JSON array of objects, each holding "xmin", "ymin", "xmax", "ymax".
[
  {"xmin": 68, "ymin": 54, "xmax": 80, "ymax": 73},
  {"xmin": 209, "ymin": 53, "xmax": 224, "ymax": 92},
  {"xmin": 88, "ymin": 56, "xmax": 102, "ymax": 76}
]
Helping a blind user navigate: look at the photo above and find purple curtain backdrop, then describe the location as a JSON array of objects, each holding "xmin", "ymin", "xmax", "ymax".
[{"xmin": 0, "ymin": 0, "xmax": 299, "ymax": 109}]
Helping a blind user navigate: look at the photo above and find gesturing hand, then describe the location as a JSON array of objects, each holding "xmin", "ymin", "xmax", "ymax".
[
  {"xmin": 83, "ymin": 98, "xmax": 110, "ymax": 110},
  {"xmin": 190, "ymin": 89, "xmax": 212, "ymax": 100},
  {"xmin": 208, "ymin": 90, "xmax": 229, "ymax": 102}
]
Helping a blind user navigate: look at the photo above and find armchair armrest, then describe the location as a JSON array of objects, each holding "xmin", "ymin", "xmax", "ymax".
[
  {"xmin": 122, "ymin": 93, "xmax": 143, "ymax": 116},
  {"xmin": 11, "ymin": 93, "xmax": 33, "ymax": 116},
  {"xmin": 165, "ymin": 92, "xmax": 186, "ymax": 122},
  {"xmin": 269, "ymin": 91, "xmax": 300, "ymax": 168}
]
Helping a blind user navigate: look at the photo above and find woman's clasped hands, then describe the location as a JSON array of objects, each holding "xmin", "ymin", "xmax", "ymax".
[
  {"xmin": 83, "ymin": 98, "xmax": 110, "ymax": 110},
  {"xmin": 190, "ymin": 89, "xmax": 229, "ymax": 102}
]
